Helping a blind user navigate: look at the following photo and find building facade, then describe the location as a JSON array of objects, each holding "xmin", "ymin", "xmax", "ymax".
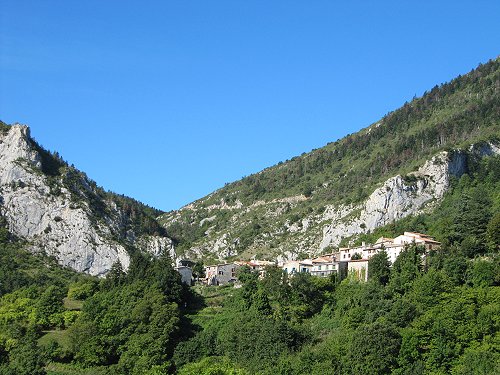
[
  {"xmin": 310, "ymin": 255, "xmax": 337, "ymax": 277},
  {"xmin": 282, "ymin": 259, "xmax": 313, "ymax": 275},
  {"xmin": 205, "ymin": 263, "xmax": 238, "ymax": 285}
]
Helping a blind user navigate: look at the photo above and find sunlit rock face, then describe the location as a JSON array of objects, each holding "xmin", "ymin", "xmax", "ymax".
[
  {"xmin": 0, "ymin": 124, "xmax": 174, "ymax": 276},
  {"xmin": 319, "ymin": 144, "xmax": 498, "ymax": 249}
]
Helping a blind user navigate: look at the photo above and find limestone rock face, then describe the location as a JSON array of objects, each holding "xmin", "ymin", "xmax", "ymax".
[
  {"xmin": 138, "ymin": 235, "xmax": 176, "ymax": 258},
  {"xmin": 0, "ymin": 124, "xmax": 173, "ymax": 276},
  {"xmin": 319, "ymin": 146, "xmax": 497, "ymax": 248}
]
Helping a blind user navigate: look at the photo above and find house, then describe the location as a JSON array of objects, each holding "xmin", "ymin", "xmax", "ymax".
[
  {"xmin": 339, "ymin": 232, "xmax": 440, "ymax": 282},
  {"xmin": 175, "ymin": 266, "xmax": 193, "ymax": 285},
  {"xmin": 205, "ymin": 263, "xmax": 238, "ymax": 285},
  {"xmin": 310, "ymin": 255, "xmax": 337, "ymax": 277},
  {"xmin": 339, "ymin": 244, "xmax": 371, "ymax": 261},
  {"xmin": 372, "ymin": 237, "xmax": 404, "ymax": 264},
  {"xmin": 282, "ymin": 259, "xmax": 313, "ymax": 275},
  {"xmin": 175, "ymin": 259, "xmax": 194, "ymax": 285},
  {"xmin": 338, "ymin": 233, "xmax": 440, "ymax": 267},
  {"xmin": 393, "ymin": 232, "xmax": 441, "ymax": 251}
]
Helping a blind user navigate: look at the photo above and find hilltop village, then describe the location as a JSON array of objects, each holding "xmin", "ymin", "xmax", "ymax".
[{"xmin": 175, "ymin": 232, "xmax": 441, "ymax": 286}]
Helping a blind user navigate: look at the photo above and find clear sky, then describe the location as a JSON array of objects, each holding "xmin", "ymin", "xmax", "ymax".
[{"xmin": 1, "ymin": 1, "xmax": 499, "ymax": 211}]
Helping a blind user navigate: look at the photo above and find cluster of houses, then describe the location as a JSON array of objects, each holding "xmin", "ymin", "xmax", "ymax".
[{"xmin": 199, "ymin": 232, "xmax": 440, "ymax": 285}]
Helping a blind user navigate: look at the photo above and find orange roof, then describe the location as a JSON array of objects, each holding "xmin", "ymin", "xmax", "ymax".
[{"xmin": 312, "ymin": 256, "xmax": 335, "ymax": 263}]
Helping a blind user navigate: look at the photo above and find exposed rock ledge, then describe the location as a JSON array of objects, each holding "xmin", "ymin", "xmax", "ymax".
[{"xmin": 320, "ymin": 144, "xmax": 499, "ymax": 248}]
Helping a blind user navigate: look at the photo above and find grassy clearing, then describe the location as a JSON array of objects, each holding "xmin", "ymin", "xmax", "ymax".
[
  {"xmin": 46, "ymin": 362, "xmax": 110, "ymax": 375},
  {"xmin": 39, "ymin": 329, "xmax": 72, "ymax": 351},
  {"xmin": 63, "ymin": 298, "xmax": 83, "ymax": 310}
]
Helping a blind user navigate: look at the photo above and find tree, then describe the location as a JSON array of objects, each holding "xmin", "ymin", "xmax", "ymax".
[
  {"xmin": 236, "ymin": 266, "xmax": 259, "ymax": 309},
  {"xmin": 192, "ymin": 261, "xmax": 205, "ymax": 280},
  {"xmin": 252, "ymin": 289, "xmax": 272, "ymax": 316},
  {"xmin": 346, "ymin": 321, "xmax": 401, "ymax": 374},
  {"xmin": 216, "ymin": 311, "xmax": 299, "ymax": 372},
  {"xmin": 2, "ymin": 326, "xmax": 46, "ymax": 375},
  {"xmin": 389, "ymin": 244, "xmax": 424, "ymax": 295},
  {"xmin": 103, "ymin": 261, "xmax": 126, "ymax": 289},
  {"xmin": 368, "ymin": 250, "xmax": 391, "ymax": 285},
  {"xmin": 451, "ymin": 187, "xmax": 492, "ymax": 256},
  {"xmin": 351, "ymin": 252, "xmax": 362, "ymax": 260},
  {"xmin": 442, "ymin": 251, "xmax": 468, "ymax": 286},
  {"xmin": 467, "ymin": 259, "xmax": 499, "ymax": 287},
  {"xmin": 288, "ymin": 273, "xmax": 332, "ymax": 321},
  {"xmin": 486, "ymin": 212, "xmax": 500, "ymax": 252},
  {"xmin": 35, "ymin": 285, "xmax": 66, "ymax": 328},
  {"xmin": 178, "ymin": 356, "xmax": 250, "ymax": 375}
]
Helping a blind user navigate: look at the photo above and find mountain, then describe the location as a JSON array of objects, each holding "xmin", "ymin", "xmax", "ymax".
[
  {"xmin": 0, "ymin": 123, "xmax": 174, "ymax": 276},
  {"xmin": 160, "ymin": 57, "xmax": 500, "ymax": 262},
  {"xmin": 2, "ymin": 58, "xmax": 499, "ymax": 272}
]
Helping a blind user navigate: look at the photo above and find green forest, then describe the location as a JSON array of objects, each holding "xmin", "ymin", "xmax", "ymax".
[{"xmin": 1, "ymin": 152, "xmax": 499, "ymax": 374}]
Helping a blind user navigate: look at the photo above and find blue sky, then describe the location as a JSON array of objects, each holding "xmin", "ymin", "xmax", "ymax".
[{"xmin": 1, "ymin": 1, "xmax": 499, "ymax": 211}]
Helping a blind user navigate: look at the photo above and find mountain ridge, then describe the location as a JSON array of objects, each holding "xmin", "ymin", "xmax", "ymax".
[
  {"xmin": 160, "ymin": 57, "xmax": 500, "ymax": 262},
  {"xmin": 1, "ymin": 57, "xmax": 499, "ymax": 272}
]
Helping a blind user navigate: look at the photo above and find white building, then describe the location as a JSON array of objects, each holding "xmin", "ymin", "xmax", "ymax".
[
  {"xmin": 340, "ymin": 232, "xmax": 441, "ymax": 282},
  {"xmin": 310, "ymin": 255, "xmax": 337, "ymax": 277},
  {"xmin": 393, "ymin": 232, "xmax": 441, "ymax": 251},
  {"xmin": 282, "ymin": 259, "xmax": 313, "ymax": 275}
]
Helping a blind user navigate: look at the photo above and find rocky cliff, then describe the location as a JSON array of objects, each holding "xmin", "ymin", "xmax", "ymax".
[
  {"xmin": 320, "ymin": 145, "xmax": 499, "ymax": 248},
  {"xmin": 0, "ymin": 124, "xmax": 174, "ymax": 276}
]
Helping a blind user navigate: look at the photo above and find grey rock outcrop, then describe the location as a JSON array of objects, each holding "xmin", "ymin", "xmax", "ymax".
[
  {"xmin": 0, "ymin": 124, "xmax": 174, "ymax": 276},
  {"xmin": 320, "ymin": 146, "xmax": 498, "ymax": 248}
]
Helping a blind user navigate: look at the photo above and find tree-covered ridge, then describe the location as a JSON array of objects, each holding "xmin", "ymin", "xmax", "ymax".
[
  {"xmin": 189, "ymin": 58, "xmax": 499, "ymax": 206},
  {"xmin": 161, "ymin": 57, "xmax": 500, "ymax": 258},
  {"xmin": 35, "ymin": 146, "xmax": 166, "ymax": 238}
]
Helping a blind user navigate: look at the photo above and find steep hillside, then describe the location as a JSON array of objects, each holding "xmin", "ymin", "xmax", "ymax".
[
  {"xmin": 160, "ymin": 57, "xmax": 500, "ymax": 262},
  {"xmin": 0, "ymin": 123, "xmax": 174, "ymax": 275}
]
